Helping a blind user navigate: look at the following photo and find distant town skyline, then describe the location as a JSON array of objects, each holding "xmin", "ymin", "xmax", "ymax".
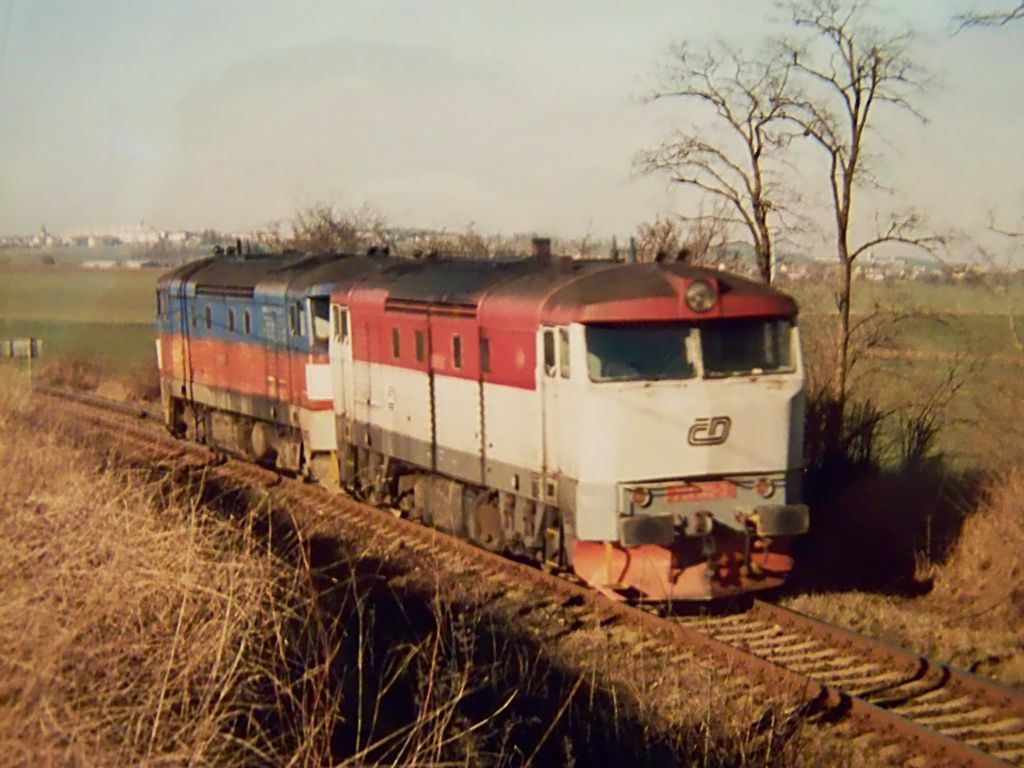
[{"xmin": 1, "ymin": 1, "xmax": 1022, "ymax": 255}]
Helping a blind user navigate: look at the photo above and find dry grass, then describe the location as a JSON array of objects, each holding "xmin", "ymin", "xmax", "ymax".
[
  {"xmin": 928, "ymin": 469, "xmax": 1024, "ymax": 682},
  {"xmin": 0, "ymin": 368, "xmax": 528, "ymax": 765},
  {"xmin": 0, "ymin": 372, "xmax": 339, "ymax": 766},
  {"xmin": 936, "ymin": 470, "xmax": 1024, "ymax": 618},
  {"xmin": 37, "ymin": 357, "xmax": 103, "ymax": 390},
  {"xmin": 37, "ymin": 356, "xmax": 161, "ymax": 403},
  {"xmin": 0, "ymin": 368, "xmax": 537, "ymax": 766}
]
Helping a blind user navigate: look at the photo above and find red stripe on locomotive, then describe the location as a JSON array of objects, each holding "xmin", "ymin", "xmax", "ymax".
[{"xmin": 158, "ymin": 332, "xmax": 331, "ymax": 410}]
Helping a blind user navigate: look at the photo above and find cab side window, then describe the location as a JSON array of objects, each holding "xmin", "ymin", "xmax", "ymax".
[
  {"xmin": 331, "ymin": 305, "xmax": 349, "ymax": 342},
  {"xmin": 452, "ymin": 335, "xmax": 462, "ymax": 369},
  {"xmin": 543, "ymin": 329, "xmax": 556, "ymax": 377},
  {"xmin": 558, "ymin": 327, "xmax": 570, "ymax": 379},
  {"xmin": 415, "ymin": 330, "xmax": 425, "ymax": 362},
  {"xmin": 288, "ymin": 302, "xmax": 305, "ymax": 337},
  {"xmin": 310, "ymin": 298, "xmax": 330, "ymax": 342}
]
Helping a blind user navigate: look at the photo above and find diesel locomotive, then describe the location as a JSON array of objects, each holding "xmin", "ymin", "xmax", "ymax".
[{"xmin": 156, "ymin": 245, "xmax": 808, "ymax": 600}]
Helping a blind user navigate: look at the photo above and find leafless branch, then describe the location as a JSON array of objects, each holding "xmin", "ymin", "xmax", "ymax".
[
  {"xmin": 638, "ymin": 42, "xmax": 795, "ymax": 282},
  {"xmin": 956, "ymin": 1, "xmax": 1024, "ymax": 28},
  {"xmin": 988, "ymin": 212, "xmax": 1024, "ymax": 240},
  {"xmin": 848, "ymin": 213, "xmax": 946, "ymax": 262}
]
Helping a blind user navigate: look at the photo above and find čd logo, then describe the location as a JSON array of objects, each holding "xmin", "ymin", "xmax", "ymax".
[{"xmin": 687, "ymin": 416, "xmax": 731, "ymax": 446}]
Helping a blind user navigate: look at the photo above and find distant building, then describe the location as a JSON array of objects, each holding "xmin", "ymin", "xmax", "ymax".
[{"xmin": 31, "ymin": 226, "xmax": 58, "ymax": 247}]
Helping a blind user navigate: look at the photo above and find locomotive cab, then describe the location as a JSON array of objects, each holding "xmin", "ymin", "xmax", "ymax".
[{"xmin": 538, "ymin": 273, "xmax": 808, "ymax": 600}]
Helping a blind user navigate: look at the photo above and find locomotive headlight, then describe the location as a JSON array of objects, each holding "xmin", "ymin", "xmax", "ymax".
[
  {"xmin": 693, "ymin": 511, "xmax": 714, "ymax": 536},
  {"xmin": 754, "ymin": 477, "xmax": 775, "ymax": 498},
  {"xmin": 685, "ymin": 279, "xmax": 717, "ymax": 312},
  {"xmin": 630, "ymin": 487, "xmax": 653, "ymax": 508}
]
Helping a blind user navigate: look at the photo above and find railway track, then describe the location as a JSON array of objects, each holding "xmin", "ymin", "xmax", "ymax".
[
  {"xmin": 34, "ymin": 383, "xmax": 1024, "ymax": 766},
  {"xmin": 681, "ymin": 603, "xmax": 1024, "ymax": 765}
]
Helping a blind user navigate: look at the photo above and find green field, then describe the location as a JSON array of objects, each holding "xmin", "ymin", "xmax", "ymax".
[
  {"xmin": 790, "ymin": 280, "xmax": 1023, "ymax": 468},
  {"xmin": 0, "ymin": 266, "xmax": 160, "ymax": 365},
  {"xmin": 787, "ymin": 277, "xmax": 1024, "ymax": 315},
  {"xmin": 0, "ymin": 266, "xmax": 158, "ymax": 322}
]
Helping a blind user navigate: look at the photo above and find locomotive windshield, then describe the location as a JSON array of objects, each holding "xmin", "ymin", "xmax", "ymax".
[
  {"xmin": 585, "ymin": 323, "xmax": 695, "ymax": 382},
  {"xmin": 701, "ymin": 318, "xmax": 793, "ymax": 377},
  {"xmin": 585, "ymin": 318, "xmax": 795, "ymax": 382}
]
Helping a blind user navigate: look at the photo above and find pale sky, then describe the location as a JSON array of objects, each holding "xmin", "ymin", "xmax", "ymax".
[{"xmin": 0, "ymin": 0, "xmax": 1021, "ymax": 250}]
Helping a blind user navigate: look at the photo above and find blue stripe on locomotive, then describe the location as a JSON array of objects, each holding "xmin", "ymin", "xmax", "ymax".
[{"xmin": 157, "ymin": 280, "xmax": 319, "ymax": 353}]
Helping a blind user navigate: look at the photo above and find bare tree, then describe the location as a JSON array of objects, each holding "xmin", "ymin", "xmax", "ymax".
[
  {"xmin": 416, "ymin": 224, "xmax": 491, "ymax": 259},
  {"xmin": 682, "ymin": 202, "xmax": 744, "ymax": 270},
  {"xmin": 956, "ymin": 2, "xmax": 1024, "ymax": 27},
  {"xmin": 634, "ymin": 215, "xmax": 682, "ymax": 264},
  {"xmin": 557, "ymin": 230, "xmax": 599, "ymax": 260},
  {"xmin": 289, "ymin": 202, "xmax": 392, "ymax": 254},
  {"xmin": 780, "ymin": 0, "xmax": 943, "ymax": 419},
  {"xmin": 634, "ymin": 205, "xmax": 736, "ymax": 268},
  {"xmin": 637, "ymin": 43, "xmax": 795, "ymax": 283}
]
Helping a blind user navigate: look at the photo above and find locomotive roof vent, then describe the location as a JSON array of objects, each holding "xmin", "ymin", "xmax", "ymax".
[
  {"xmin": 213, "ymin": 237, "xmax": 251, "ymax": 260},
  {"xmin": 531, "ymin": 237, "xmax": 552, "ymax": 262}
]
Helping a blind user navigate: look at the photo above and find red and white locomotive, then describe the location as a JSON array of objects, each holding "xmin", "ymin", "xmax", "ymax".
[{"xmin": 156, "ymin": 243, "xmax": 808, "ymax": 600}]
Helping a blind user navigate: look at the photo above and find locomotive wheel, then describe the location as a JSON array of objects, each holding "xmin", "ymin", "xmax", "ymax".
[
  {"xmin": 469, "ymin": 494, "xmax": 505, "ymax": 553},
  {"xmin": 251, "ymin": 422, "xmax": 276, "ymax": 466},
  {"xmin": 167, "ymin": 398, "xmax": 187, "ymax": 438},
  {"xmin": 561, "ymin": 511, "xmax": 577, "ymax": 568},
  {"xmin": 545, "ymin": 509, "xmax": 576, "ymax": 569},
  {"xmin": 182, "ymin": 404, "xmax": 207, "ymax": 444}
]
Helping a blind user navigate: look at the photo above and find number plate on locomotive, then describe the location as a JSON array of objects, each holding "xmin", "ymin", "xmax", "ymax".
[{"xmin": 665, "ymin": 481, "xmax": 736, "ymax": 503}]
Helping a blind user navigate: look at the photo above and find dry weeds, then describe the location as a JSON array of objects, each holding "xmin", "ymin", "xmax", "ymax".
[
  {"xmin": 0, "ymin": 371, "xmax": 337, "ymax": 766},
  {"xmin": 784, "ymin": 468, "xmax": 1024, "ymax": 688},
  {"xmin": 936, "ymin": 469, "xmax": 1024, "ymax": 619},
  {"xmin": 38, "ymin": 356, "xmax": 160, "ymax": 403}
]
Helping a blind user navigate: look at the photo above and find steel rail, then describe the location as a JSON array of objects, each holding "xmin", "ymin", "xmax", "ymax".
[
  {"xmin": 34, "ymin": 382, "xmax": 161, "ymax": 421},
  {"xmin": 747, "ymin": 601, "xmax": 1024, "ymax": 764},
  {"xmin": 32, "ymin": 384, "xmax": 1024, "ymax": 766}
]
